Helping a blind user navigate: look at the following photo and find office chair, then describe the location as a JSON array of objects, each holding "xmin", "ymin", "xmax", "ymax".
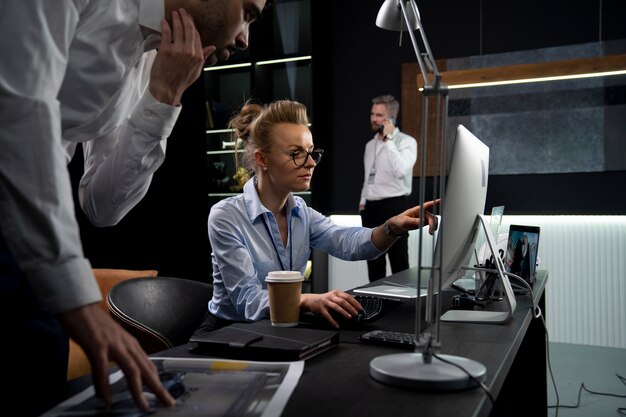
[{"xmin": 107, "ymin": 276, "xmax": 213, "ymax": 354}]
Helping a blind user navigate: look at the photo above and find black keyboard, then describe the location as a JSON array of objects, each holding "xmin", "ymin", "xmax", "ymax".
[
  {"xmin": 354, "ymin": 295, "xmax": 384, "ymax": 322},
  {"xmin": 359, "ymin": 330, "xmax": 416, "ymax": 349}
]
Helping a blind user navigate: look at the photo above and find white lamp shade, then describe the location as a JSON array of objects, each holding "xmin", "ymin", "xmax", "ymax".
[{"xmin": 376, "ymin": 0, "xmax": 419, "ymax": 31}]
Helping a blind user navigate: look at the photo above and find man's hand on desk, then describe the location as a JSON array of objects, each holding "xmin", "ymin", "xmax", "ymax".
[{"xmin": 59, "ymin": 304, "xmax": 175, "ymax": 411}]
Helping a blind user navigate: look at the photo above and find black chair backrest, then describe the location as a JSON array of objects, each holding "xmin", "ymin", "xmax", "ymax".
[{"xmin": 107, "ymin": 276, "xmax": 213, "ymax": 354}]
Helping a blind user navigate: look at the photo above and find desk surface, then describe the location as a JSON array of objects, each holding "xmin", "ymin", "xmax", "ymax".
[{"xmin": 161, "ymin": 269, "xmax": 548, "ymax": 417}]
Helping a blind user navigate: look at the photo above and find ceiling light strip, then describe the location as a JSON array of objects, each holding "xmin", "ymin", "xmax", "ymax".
[
  {"xmin": 447, "ymin": 69, "xmax": 626, "ymax": 90},
  {"xmin": 256, "ymin": 55, "xmax": 312, "ymax": 66},
  {"xmin": 206, "ymin": 129, "xmax": 235, "ymax": 134},
  {"xmin": 206, "ymin": 150, "xmax": 244, "ymax": 155},
  {"xmin": 414, "ymin": 54, "xmax": 626, "ymax": 91},
  {"xmin": 204, "ymin": 62, "xmax": 252, "ymax": 72}
]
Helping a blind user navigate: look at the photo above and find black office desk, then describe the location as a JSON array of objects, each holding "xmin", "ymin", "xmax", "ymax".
[{"xmin": 162, "ymin": 269, "xmax": 548, "ymax": 417}]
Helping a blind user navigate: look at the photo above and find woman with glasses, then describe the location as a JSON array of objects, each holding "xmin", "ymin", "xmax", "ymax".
[{"xmin": 197, "ymin": 100, "xmax": 438, "ymax": 331}]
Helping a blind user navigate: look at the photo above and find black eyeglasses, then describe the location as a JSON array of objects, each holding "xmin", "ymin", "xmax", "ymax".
[{"xmin": 289, "ymin": 148, "xmax": 324, "ymax": 167}]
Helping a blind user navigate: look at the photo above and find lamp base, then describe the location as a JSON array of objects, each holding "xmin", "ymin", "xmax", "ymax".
[{"xmin": 370, "ymin": 353, "xmax": 486, "ymax": 390}]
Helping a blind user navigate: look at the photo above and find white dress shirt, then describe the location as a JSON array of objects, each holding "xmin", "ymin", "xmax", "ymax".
[
  {"xmin": 0, "ymin": 0, "xmax": 180, "ymax": 313},
  {"xmin": 359, "ymin": 128, "xmax": 418, "ymax": 205},
  {"xmin": 208, "ymin": 178, "xmax": 383, "ymax": 322}
]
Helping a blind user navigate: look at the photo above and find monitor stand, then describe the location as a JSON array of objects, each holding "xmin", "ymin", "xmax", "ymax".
[{"xmin": 440, "ymin": 214, "xmax": 517, "ymax": 324}]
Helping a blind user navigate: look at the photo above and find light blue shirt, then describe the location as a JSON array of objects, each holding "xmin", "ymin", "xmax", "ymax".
[{"xmin": 208, "ymin": 178, "xmax": 383, "ymax": 321}]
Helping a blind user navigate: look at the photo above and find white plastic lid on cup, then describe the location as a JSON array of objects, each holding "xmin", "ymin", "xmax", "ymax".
[{"xmin": 265, "ymin": 271, "xmax": 304, "ymax": 283}]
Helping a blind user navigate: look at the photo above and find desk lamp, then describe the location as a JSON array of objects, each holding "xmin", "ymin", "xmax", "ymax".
[{"xmin": 369, "ymin": 0, "xmax": 487, "ymax": 390}]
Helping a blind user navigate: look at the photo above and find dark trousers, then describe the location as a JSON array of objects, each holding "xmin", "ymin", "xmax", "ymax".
[
  {"xmin": 192, "ymin": 310, "xmax": 233, "ymax": 336},
  {"xmin": 0, "ymin": 246, "xmax": 69, "ymax": 416},
  {"xmin": 360, "ymin": 196, "xmax": 410, "ymax": 282}
]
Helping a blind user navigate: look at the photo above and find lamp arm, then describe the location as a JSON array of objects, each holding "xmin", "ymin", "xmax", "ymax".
[
  {"xmin": 398, "ymin": 0, "xmax": 429, "ymax": 84},
  {"xmin": 395, "ymin": 0, "xmax": 450, "ymax": 352},
  {"xmin": 408, "ymin": 0, "xmax": 440, "ymax": 77}
]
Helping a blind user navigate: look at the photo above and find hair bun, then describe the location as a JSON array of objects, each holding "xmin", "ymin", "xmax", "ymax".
[{"xmin": 230, "ymin": 103, "xmax": 263, "ymax": 142}]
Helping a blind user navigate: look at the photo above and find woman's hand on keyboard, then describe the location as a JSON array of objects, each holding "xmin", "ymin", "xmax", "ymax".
[{"xmin": 300, "ymin": 290, "xmax": 363, "ymax": 328}]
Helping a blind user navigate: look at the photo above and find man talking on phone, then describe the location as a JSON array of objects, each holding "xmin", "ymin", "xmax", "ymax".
[{"xmin": 359, "ymin": 94, "xmax": 418, "ymax": 282}]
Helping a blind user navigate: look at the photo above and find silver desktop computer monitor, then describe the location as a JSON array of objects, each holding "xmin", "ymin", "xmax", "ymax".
[
  {"xmin": 368, "ymin": 124, "xmax": 501, "ymax": 390},
  {"xmin": 432, "ymin": 124, "xmax": 516, "ymax": 323},
  {"xmin": 432, "ymin": 124, "xmax": 489, "ymax": 289}
]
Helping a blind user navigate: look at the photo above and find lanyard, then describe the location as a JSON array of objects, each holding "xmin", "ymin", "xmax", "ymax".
[
  {"xmin": 261, "ymin": 213, "xmax": 293, "ymax": 271},
  {"xmin": 370, "ymin": 139, "xmax": 380, "ymax": 172},
  {"xmin": 370, "ymin": 137, "xmax": 386, "ymax": 172}
]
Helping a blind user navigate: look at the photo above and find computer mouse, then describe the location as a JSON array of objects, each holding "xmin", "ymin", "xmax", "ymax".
[{"xmin": 355, "ymin": 309, "xmax": 368, "ymax": 322}]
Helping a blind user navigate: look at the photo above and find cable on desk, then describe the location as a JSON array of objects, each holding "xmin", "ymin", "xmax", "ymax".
[
  {"xmin": 502, "ymin": 271, "xmax": 542, "ymax": 319},
  {"xmin": 461, "ymin": 266, "xmax": 543, "ymax": 319},
  {"xmin": 431, "ymin": 352, "xmax": 495, "ymax": 405},
  {"xmin": 461, "ymin": 267, "xmax": 545, "ymax": 316}
]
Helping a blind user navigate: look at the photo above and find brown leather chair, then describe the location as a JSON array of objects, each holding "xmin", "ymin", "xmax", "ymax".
[
  {"xmin": 107, "ymin": 276, "xmax": 213, "ymax": 354},
  {"xmin": 67, "ymin": 268, "xmax": 158, "ymax": 380}
]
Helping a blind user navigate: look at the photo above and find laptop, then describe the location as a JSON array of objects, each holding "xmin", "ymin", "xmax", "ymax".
[{"xmin": 353, "ymin": 284, "xmax": 426, "ymax": 300}]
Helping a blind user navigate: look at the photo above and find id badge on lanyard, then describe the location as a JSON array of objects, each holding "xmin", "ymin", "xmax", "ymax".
[
  {"xmin": 368, "ymin": 140, "xmax": 380, "ymax": 184},
  {"xmin": 368, "ymin": 168, "xmax": 376, "ymax": 184}
]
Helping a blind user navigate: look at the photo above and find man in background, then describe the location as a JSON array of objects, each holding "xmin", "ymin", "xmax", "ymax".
[
  {"xmin": 0, "ymin": 1, "xmax": 268, "ymax": 414},
  {"xmin": 359, "ymin": 95, "xmax": 417, "ymax": 282}
]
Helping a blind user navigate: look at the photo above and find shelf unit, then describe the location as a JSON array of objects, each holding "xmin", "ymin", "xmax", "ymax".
[{"xmin": 204, "ymin": 0, "xmax": 313, "ymax": 205}]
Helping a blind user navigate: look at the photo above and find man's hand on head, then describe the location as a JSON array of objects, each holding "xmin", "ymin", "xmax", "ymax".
[{"xmin": 149, "ymin": 9, "xmax": 213, "ymax": 106}]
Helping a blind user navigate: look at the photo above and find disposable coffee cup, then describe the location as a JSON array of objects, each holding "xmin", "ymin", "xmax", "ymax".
[{"xmin": 265, "ymin": 271, "xmax": 304, "ymax": 327}]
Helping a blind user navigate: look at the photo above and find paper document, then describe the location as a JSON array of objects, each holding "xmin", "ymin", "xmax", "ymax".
[{"xmin": 42, "ymin": 357, "xmax": 304, "ymax": 417}]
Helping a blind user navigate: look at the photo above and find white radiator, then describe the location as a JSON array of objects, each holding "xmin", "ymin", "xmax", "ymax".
[
  {"xmin": 327, "ymin": 215, "xmax": 626, "ymax": 349},
  {"xmin": 501, "ymin": 216, "xmax": 626, "ymax": 349}
]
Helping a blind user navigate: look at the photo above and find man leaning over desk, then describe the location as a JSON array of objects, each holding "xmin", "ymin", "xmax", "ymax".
[{"xmin": 0, "ymin": 0, "xmax": 269, "ymax": 414}]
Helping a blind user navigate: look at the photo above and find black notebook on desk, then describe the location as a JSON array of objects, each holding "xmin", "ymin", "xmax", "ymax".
[{"xmin": 189, "ymin": 320, "xmax": 339, "ymax": 361}]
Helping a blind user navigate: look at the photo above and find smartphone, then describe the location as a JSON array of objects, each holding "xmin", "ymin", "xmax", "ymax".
[{"xmin": 379, "ymin": 117, "xmax": 396, "ymax": 133}]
